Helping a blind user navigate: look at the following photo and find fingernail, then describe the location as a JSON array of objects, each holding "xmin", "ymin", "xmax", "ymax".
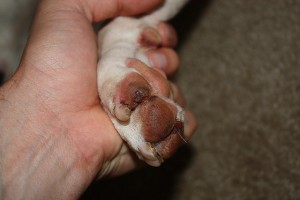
[
  {"xmin": 141, "ymin": 27, "xmax": 161, "ymax": 47},
  {"xmin": 148, "ymin": 51, "xmax": 167, "ymax": 69},
  {"xmin": 158, "ymin": 22, "xmax": 177, "ymax": 47}
]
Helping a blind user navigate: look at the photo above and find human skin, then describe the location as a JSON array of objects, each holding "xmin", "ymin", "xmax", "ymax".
[{"xmin": 0, "ymin": 0, "xmax": 197, "ymax": 199}]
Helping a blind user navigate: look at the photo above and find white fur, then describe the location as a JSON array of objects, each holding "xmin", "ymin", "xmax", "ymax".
[{"xmin": 97, "ymin": 0, "xmax": 188, "ymax": 166}]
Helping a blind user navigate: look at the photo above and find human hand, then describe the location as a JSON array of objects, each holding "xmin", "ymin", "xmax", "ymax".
[{"xmin": 0, "ymin": 0, "xmax": 196, "ymax": 199}]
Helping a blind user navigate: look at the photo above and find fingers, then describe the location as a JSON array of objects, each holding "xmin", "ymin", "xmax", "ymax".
[
  {"xmin": 147, "ymin": 48, "xmax": 179, "ymax": 75},
  {"xmin": 139, "ymin": 22, "xmax": 179, "ymax": 76},
  {"xmin": 183, "ymin": 109, "xmax": 197, "ymax": 141},
  {"xmin": 169, "ymin": 83, "xmax": 197, "ymax": 141},
  {"xmin": 140, "ymin": 22, "xmax": 177, "ymax": 48},
  {"xmin": 157, "ymin": 22, "xmax": 178, "ymax": 48},
  {"xmin": 170, "ymin": 82, "xmax": 185, "ymax": 106},
  {"xmin": 127, "ymin": 58, "xmax": 170, "ymax": 97}
]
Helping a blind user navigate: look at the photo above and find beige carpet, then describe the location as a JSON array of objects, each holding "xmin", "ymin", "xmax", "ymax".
[{"xmin": 81, "ymin": 0, "xmax": 300, "ymax": 199}]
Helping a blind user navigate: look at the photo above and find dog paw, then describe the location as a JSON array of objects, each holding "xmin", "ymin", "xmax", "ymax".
[{"xmin": 97, "ymin": 17, "xmax": 188, "ymax": 166}]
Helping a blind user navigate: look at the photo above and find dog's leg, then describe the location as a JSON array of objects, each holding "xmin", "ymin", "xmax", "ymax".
[{"xmin": 97, "ymin": 0, "xmax": 189, "ymax": 166}]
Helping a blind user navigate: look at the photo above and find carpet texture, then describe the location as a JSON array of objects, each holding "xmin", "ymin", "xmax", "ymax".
[{"xmin": 82, "ymin": 0, "xmax": 300, "ymax": 199}]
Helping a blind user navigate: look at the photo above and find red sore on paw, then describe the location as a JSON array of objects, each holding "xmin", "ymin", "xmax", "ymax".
[{"xmin": 116, "ymin": 73, "xmax": 151, "ymax": 110}]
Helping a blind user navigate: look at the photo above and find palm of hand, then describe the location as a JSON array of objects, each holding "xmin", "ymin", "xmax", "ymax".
[{"xmin": 18, "ymin": 10, "xmax": 133, "ymax": 178}]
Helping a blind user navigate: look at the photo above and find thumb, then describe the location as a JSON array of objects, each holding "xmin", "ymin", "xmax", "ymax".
[
  {"xmin": 17, "ymin": 0, "xmax": 164, "ymax": 79},
  {"xmin": 86, "ymin": 0, "xmax": 164, "ymax": 21}
]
